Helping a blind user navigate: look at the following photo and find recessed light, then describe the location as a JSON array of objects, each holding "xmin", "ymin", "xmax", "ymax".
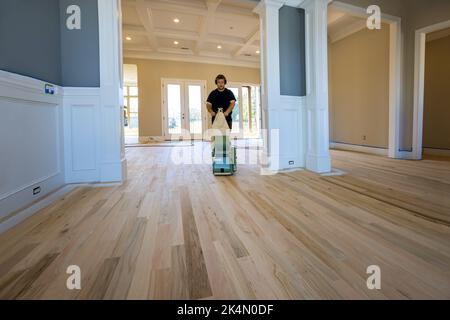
[
  {"xmin": 126, "ymin": 36, "xmax": 132, "ymax": 41},
  {"xmin": 174, "ymin": 41, "xmax": 179, "ymax": 45},
  {"xmin": 217, "ymin": 45, "xmax": 222, "ymax": 49},
  {"xmin": 174, "ymin": 18, "xmax": 180, "ymax": 23}
]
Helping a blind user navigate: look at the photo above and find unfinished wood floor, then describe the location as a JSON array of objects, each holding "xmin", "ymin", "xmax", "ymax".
[{"xmin": 0, "ymin": 145, "xmax": 449, "ymax": 299}]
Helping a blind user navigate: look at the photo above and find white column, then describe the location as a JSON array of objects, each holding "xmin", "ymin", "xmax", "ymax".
[
  {"xmin": 254, "ymin": 0, "xmax": 284, "ymax": 172},
  {"xmin": 301, "ymin": 0, "xmax": 331, "ymax": 173},
  {"xmin": 98, "ymin": 0, "xmax": 126, "ymax": 182}
]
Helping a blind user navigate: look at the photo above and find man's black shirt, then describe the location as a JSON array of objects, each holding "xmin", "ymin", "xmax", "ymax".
[{"xmin": 207, "ymin": 88, "xmax": 236, "ymax": 115}]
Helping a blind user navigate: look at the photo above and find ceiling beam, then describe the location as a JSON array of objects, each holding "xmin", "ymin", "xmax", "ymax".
[
  {"xmin": 195, "ymin": 0, "xmax": 222, "ymax": 53},
  {"xmin": 233, "ymin": 27, "xmax": 259, "ymax": 57},
  {"xmin": 136, "ymin": 0, "xmax": 159, "ymax": 49},
  {"xmin": 153, "ymin": 28, "xmax": 199, "ymax": 41},
  {"xmin": 123, "ymin": 50, "xmax": 260, "ymax": 69},
  {"xmin": 140, "ymin": 0, "xmax": 258, "ymax": 22}
]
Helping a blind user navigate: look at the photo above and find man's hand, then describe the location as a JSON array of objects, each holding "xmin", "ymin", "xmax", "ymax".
[
  {"xmin": 224, "ymin": 111, "xmax": 230, "ymax": 117},
  {"xmin": 211, "ymin": 111, "xmax": 216, "ymax": 117}
]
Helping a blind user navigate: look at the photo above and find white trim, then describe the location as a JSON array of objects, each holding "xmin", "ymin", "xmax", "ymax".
[
  {"xmin": 0, "ymin": 185, "xmax": 76, "ymax": 234},
  {"xmin": 330, "ymin": 142, "xmax": 389, "ymax": 156},
  {"xmin": 329, "ymin": 1, "xmax": 402, "ymax": 159},
  {"xmin": 0, "ymin": 70, "xmax": 65, "ymax": 222},
  {"xmin": 124, "ymin": 51, "xmax": 261, "ymax": 69},
  {"xmin": 0, "ymin": 180, "xmax": 124, "ymax": 235},
  {"xmin": 138, "ymin": 136, "xmax": 166, "ymax": 143},
  {"xmin": 98, "ymin": 0, "xmax": 125, "ymax": 182},
  {"xmin": 412, "ymin": 19, "xmax": 450, "ymax": 160}
]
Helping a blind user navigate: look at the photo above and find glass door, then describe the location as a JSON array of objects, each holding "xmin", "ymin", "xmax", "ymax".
[
  {"xmin": 228, "ymin": 87, "xmax": 241, "ymax": 135},
  {"xmin": 163, "ymin": 79, "xmax": 207, "ymax": 140},
  {"xmin": 166, "ymin": 82, "xmax": 184, "ymax": 136},
  {"xmin": 185, "ymin": 82, "xmax": 206, "ymax": 140},
  {"xmin": 227, "ymin": 84, "xmax": 262, "ymax": 139}
]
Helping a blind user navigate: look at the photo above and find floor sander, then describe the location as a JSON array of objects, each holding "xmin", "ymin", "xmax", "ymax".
[{"xmin": 211, "ymin": 109, "xmax": 237, "ymax": 176}]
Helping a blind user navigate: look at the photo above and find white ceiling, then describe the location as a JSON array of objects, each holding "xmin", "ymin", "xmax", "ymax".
[
  {"xmin": 122, "ymin": 0, "xmax": 261, "ymax": 68},
  {"xmin": 327, "ymin": 7, "xmax": 367, "ymax": 43}
]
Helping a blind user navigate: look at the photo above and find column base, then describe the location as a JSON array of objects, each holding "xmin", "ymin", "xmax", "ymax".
[{"xmin": 306, "ymin": 152, "xmax": 331, "ymax": 174}]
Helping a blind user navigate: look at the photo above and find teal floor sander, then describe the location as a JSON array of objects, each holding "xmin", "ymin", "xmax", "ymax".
[
  {"xmin": 212, "ymin": 135, "xmax": 237, "ymax": 176},
  {"xmin": 211, "ymin": 110, "xmax": 237, "ymax": 176}
]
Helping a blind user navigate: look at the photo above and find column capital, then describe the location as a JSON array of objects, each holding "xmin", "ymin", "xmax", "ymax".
[
  {"xmin": 253, "ymin": 0, "xmax": 284, "ymax": 15},
  {"xmin": 299, "ymin": 0, "xmax": 331, "ymax": 10}
]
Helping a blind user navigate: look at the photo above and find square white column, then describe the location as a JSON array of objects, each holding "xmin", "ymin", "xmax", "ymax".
[{"xmin": 301, "ymin": 0, "xmax": 332, "ymax": 173}]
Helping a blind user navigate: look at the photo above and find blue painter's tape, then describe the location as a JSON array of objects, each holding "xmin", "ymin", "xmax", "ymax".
[{"xmin": 45, "ymin": 84, "xmax": 55, "ymax": 95}]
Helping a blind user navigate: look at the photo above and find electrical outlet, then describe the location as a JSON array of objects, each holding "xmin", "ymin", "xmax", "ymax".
[
  {"xmin": 289, "ymin": 161, "xmax": 295, "ymax": 165},
  {"xmin": 33, "ymin": 186, "xmax": 41, "ymax": 195},
  {"xmin": 362, "ymin": 135, "xmax": 367, "ymax": 141}
]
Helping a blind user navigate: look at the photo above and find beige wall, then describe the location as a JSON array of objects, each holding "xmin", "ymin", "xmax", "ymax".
[
  {"xmin": 328, "ymin": 25, "xmax": 390, "ymax": 148},
  {"xmin": 124, "ymin": 58, "xmax": 260, "ymax": 137},
  {"xmin": 423, "ymin": 33, "xmax": 450, "ymax": 150}
]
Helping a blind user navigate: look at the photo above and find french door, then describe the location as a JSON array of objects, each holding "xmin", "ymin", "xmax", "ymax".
[
  {"xmin": 227, "ymin": 83, "xmax": 262, "ymax": 138},
  {"xmin": 162, "ymin": 79, "xmax": 207, "ymax": 140}
]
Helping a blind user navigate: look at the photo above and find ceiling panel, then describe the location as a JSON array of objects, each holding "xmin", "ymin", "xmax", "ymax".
[
  {"xmin": 124, "ymin": 34, "xmax": 150, "ymax": 46},
  {"xmin": 158, "ymin": 38, "xmax": 197, "ymax": 50},
  {"xmin": 122, "ymin": 5, "xmax": 141, "ymax": 26},
  {"xmin": 152, "ymin": 9, "xmax": 202, "ymax": 33},
  {"xmin": 212, "ymin": 16, "xmax": 257, "ymax": 38}
]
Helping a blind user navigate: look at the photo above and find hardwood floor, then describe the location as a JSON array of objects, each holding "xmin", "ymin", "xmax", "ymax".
[{"xmin": 0, "ymin": 144, "xmax": 449, "ymax": 299}]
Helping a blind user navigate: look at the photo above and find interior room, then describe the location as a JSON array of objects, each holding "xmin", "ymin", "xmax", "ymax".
[
  {"xmin": 422, "ymin": 27, "xmax": 450, "ymax": 157},
  {"xmin": 121, "ymin": 0, "xmax": 262, "ymax": 144},
  {"xmin": 0, "ymin": 0, "xmax": 449, "ymax": 303},
  {"xmin": 327, "ymin": 6, "xmax": 391, "ymax": 156}
]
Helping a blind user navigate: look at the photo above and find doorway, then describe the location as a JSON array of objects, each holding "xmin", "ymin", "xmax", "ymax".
[
  {"xmin": 327, "ymin": 1, "xmax": 402, "ymax": 158},
  {"xmin": 161, "ymin": 79, "xmax": 207, "ymax": 140},
  {"xmin": 413, "ymin": 20, "xmax": 450, "ymax": 159},
  {"xmin": 123, "ymin": 64, "xmax": 139, "ymax": 145}
]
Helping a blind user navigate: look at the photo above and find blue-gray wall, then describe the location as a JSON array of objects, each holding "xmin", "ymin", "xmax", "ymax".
[
  {"xmin": 0, "ymin": 0, "xmax": 62, "ymax": 84},
  {"xmin": 0, "ymin": 0, "xmax": 100, "ymax": 87},
  {"xmin": 59, "ymin": 0, "xmax": 100, "ymax": 87},
  {"xmin": 279, "ymin": 6, "xmax": 306, "ymax": 97}
]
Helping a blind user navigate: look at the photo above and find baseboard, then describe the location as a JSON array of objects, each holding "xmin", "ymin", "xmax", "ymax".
[
  {"xmin": 139, "ymin": 136, "xmax": 165, "ymax": 143},
  {"xmin": 423, "ymin": 148, "xmax": 450, "ymax": 157},
  {"xmin": 398, "ymin": 150, "xmax": 417, "ymax": 160},
  {"xmin": 306, "ymin": 152, "xmax": 332, "ymax": 174},
  {"xmin": 0, "ymin": 181, "xmax": 124, "ymax": 235},
  {"xmin": 330, "ymin": 142, "xmax": 389, "ymax": 156},
  {"xmin": 0, "ymin": 184, "xmax": 76, "ymax": 234}
]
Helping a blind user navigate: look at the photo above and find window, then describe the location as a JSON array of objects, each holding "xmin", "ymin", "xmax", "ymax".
[{"xmin": 124, "ymin": 86, "xmax": 139, "ymax": 135}]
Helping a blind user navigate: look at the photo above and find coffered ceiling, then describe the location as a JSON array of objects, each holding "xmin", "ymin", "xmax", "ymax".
[{"xmin": 122, "ymin": 0, "xmax": 261, "ymax": 68}]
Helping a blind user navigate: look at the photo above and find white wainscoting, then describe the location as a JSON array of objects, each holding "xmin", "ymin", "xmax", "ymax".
[
  {"xmin": 63, "ymin": 88, "xmax": 101, "ymax": 183},
  {"xmin": 277, "ymin": 95, "xmax": 307, "ymax": 170},
  {"xmin": 0, "ymin": 70, "xmax": 65, "ymax": 223}
]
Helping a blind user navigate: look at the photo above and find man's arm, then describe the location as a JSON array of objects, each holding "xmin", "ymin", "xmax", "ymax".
[
  {"xmin": 224, "ymin": 100, "xmax": 236, "ymax": 117},
  {"xmin": 206, "ymin": 102, "xmax": 216, "ymax": 116}
]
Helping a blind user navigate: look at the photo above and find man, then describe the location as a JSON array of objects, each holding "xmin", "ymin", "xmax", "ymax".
[{"xmin": 206, "ymin": 74, "xmax": 236, "ymax": 129}]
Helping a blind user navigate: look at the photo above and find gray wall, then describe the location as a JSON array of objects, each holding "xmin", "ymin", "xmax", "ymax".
[
  {"xmin": 279, "ymin": 6, "xmax": 306, "ymax": 96},
  {"xmin": 0, "ymin": 0, "xmax": 62, "ymax": 84},
  {"xmin": 59, "ymin": 0, "xmax": 100, "ymax": 87},
  {"xmin": 0, "ymin": 0, "xmax": 100, "ymax": 87}
]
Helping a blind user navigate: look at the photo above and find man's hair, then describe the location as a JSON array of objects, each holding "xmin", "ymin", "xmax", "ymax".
[{"xmin": 215, "ymin": 74, "xmax": 227, "ymax": 85}]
